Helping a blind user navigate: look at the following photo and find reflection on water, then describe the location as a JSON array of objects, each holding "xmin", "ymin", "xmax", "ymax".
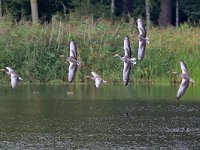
[{"xmin": 0, "ymin": 84, "xmax": 199, "ymax": 149}]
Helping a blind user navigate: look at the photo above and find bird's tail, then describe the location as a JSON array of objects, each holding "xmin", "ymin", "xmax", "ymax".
[
  {"xmin": 146, "ymin": 37, "xmax": 150, "ymax": 44},
  {"xmin": 131, "ymin": 58, "xmax": 137, "ymax": 65},
  {"xmin": 77, "ymin": 61, "xmax": 81, "ymax": 66}
]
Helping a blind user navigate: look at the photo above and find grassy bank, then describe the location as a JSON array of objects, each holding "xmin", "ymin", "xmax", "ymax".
[{"xmin": 0, "ymin": 15, "xmax": 199, "ymax": 84}]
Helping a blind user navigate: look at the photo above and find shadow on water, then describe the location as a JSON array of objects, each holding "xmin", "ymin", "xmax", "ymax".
[{"xmin": 0, "ymin": 84, "xmax": 199, "ymax": 149}]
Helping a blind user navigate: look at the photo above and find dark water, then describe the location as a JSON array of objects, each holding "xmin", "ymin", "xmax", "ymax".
[{"xmin": 0, "ymin": 84, "xmax": 199, "ymax": 149}]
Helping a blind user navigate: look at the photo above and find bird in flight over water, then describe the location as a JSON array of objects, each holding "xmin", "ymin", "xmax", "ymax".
[
  {"xmin": 137, "ymin": 18, "xmax": 149, "ymax": 61},
  {"xmin": 85, "ymin": 72, "xmax": 107, "ymax": 88},
  {"xmin": 60, "ymin": 40, "xmax": 81, "ymax": 83},
  {"xmin": 176, "ymin": 60, "xmax": 194, "ymax": 99},
  {"xmin": 0, "ymin": 67, "xmax": 22, "ymax": 88},
  {"xmin": 114, "ymin": 36, "xmax": 136, "ymax": 86}
]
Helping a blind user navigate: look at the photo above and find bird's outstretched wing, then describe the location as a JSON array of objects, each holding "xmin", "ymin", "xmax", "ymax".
[
  {"xmin": 91, "ymin": 72, "xmax": 101, "ymax": 78},
  {"xmin": 68, "ymin": 63, "xmax": 77, "ymax": 82},
  {"xmin": 137, "ymin": 18, "xmax": 146, "ymax": 37},
  {"xmin": 10, "ymin": 74, "xmax": 18, "ymax": 88},
  {"xmin": 180, "ymin": 60, "xmax": 189, "ymax": 76},
  {"xmin": 123, "ymin": 62, "xmax": 131, "ymax": 86},
  {"xmin": 5, "ymin": 67, "xmax": 16, "ymax": 73},
  {"xmin": 91, "ymin": 72, "xmax": 102, "ymax": 88},
  {"xmin": 138, "ymin": 39, "xmax": 146, "ymax": 61},
  {"xmin": 70, "ymin": 41, "xmax": 77, "ymax": 58},
  {"xmin": 95, "ymin": 78, "xmax": 101, "ymax": 88},
  {"xmin": 124, "ymin": 36, "xmax": 131, "ymax": 58},
  {"xmin": 177, "ymin": 79, "xmax": 189, "ymax": 99}
]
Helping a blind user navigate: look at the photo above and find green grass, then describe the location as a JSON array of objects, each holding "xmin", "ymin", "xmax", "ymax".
[{"xmin": 0, "ymin": 15, "xmax": 199, "ymax": 84}]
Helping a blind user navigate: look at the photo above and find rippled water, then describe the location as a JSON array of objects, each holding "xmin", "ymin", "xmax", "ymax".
[{"xmin": 0, "ymin": 84, "xmax": 199, "ymax": 149}]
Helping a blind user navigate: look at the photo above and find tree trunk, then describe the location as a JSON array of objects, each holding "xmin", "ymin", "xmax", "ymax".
[
  {"xmin": 30, "ymin": 0, "xmax": 39, "ymax": 23},
  {"xmin": 110, "ymin": 0, "xmax": 115, "ymax": 17},
  {"xmin": 159, "ymin": 0, "xmax": 172, "ymax": 27},
  {"xmin": 0, "ymin": 0, "xmax": 2, "ymax": 17},
  {"xmin": 145, "ymin": 0, "xmax": 150, "ymax": 29},
  {"xmin": 176, "ymin": 0, "xmax": 179, "ymax": 27},
  {"xmin": 123, "ymin": 0, "xmax": 130, "ymax": 23}
]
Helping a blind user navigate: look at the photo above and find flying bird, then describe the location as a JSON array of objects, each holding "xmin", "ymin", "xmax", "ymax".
[
  {"xmin": 176, "ymin": 60, "xmax": 194, "ymax": 99},
  {"xmin": 114, "ymin": 36, "xmax": 136, "ymax": 86},
  {"xmin": 60, "ymin": 40, "xmax": 81, "ymax": 82},
  {"xmin": 0, "ymin": 67, "xmax": 22, "ymax": 88},
  {"xmin": 137, "ymin": 18, "xmax": 149, "ymax": 61},
  {"xmin": 85, "ymin": 72, "xmax": 107, "ymax": 88}
]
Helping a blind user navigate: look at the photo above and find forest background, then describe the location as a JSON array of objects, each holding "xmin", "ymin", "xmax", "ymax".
[{"xmin": 0, "ymin": 0, "xmax": 199, "ymax": 84}]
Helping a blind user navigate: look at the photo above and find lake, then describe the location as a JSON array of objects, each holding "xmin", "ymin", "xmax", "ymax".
[{"xmin": 0, "ymin": 84, "xmax": 199, "ymax": 149}]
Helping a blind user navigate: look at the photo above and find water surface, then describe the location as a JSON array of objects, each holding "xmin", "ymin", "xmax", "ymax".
[{"xmin": 0, "ymin": 84, "xmax": 199, "ymax": 149}]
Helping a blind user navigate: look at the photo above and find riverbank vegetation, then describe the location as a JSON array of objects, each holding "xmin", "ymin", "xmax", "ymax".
[{"xmin": 0, "ymin": 15, "xmax": 199, "ymax": 84}]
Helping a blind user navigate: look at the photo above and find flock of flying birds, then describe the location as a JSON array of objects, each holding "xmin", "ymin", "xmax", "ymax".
[{"xmin": 0, "ymin": 18, "xmax": 194, "ymax": 99}]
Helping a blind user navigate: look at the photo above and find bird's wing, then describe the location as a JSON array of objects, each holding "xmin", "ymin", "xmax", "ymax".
[
  {"xmin": 124, "ymin": 37, "xmax": 131, "ymax": 58},
  {"xmin": 180, "ymin": 60, "xmax": 189, "ymax": 76},
  {"xmin": 10, "ymin": 74, "xmax": 18, "ymax": 88},
  {"xmin": 5, "ymin": 67, "xmax": 16, "ymax": 73},
  {"xmin": 95, "ymin": 78, "xmax": 101, "ymax": 88},
  {"xmin": 68, "ymin": 62, "xmax": 77, "ymax": 82},
  {"xmin": 123, "ymin": 62, "xmax": 131, "ymax": 86},
  {"xmin": 91, "ymin": 72, "xmax": 101, "ymax": 78},
  {"xmin": 177, "ymin": 79, "xmax": 189, "ymax": 99},
  {"xmin": 137, "ymin": 19, "xmax": 146, "ymax": 37},
  {"xmin": 69, "ymin": 41, "xmax": 77, "ymax": 58},
  {"xmin": 138, "ymin": 39, "xmax": 146, "ymax": 61}
]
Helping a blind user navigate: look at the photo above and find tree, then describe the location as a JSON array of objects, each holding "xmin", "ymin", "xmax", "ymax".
[
  {"xmin": 30, "ymin": 0, "xmax": 39, "ymax": 23},
  {"xmin": 159, "ymin": 0, "xmax": 172, "ymax": 27},
  {"xmin": 110, "ymin": 0, "xmax": 115, "ymax": 17},
  {"xmin": 0, "ymin": 0, "xmax": 2, "ymax": 17},
  {"xmin": 179, "ymin": 0, "xmax": 200, "ymax": 24},
  {"xmin": 123, "ymin": 0, "xmax": 130, "ymax": 22},
  {"xmin": 145, "ymin": 0, "xmax": 150, "ymax": 29},
  {"xmin": 176, "ymin": 0, "xmax": 179, "ymax": 27}
]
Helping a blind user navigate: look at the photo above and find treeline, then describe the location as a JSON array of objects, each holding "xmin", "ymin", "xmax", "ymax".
[{"xmin": 0, "ymin": 0, "xmax": 199, "ymax": 26}]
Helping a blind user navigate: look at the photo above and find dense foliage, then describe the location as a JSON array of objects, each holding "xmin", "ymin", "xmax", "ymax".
[
  {"xmin": 1, "ymin": 0, "xmax": 200, "ymax": 24},
  {"xmin": 0, "ymin": 16, "xmax": 199, "ymax": 84}
]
